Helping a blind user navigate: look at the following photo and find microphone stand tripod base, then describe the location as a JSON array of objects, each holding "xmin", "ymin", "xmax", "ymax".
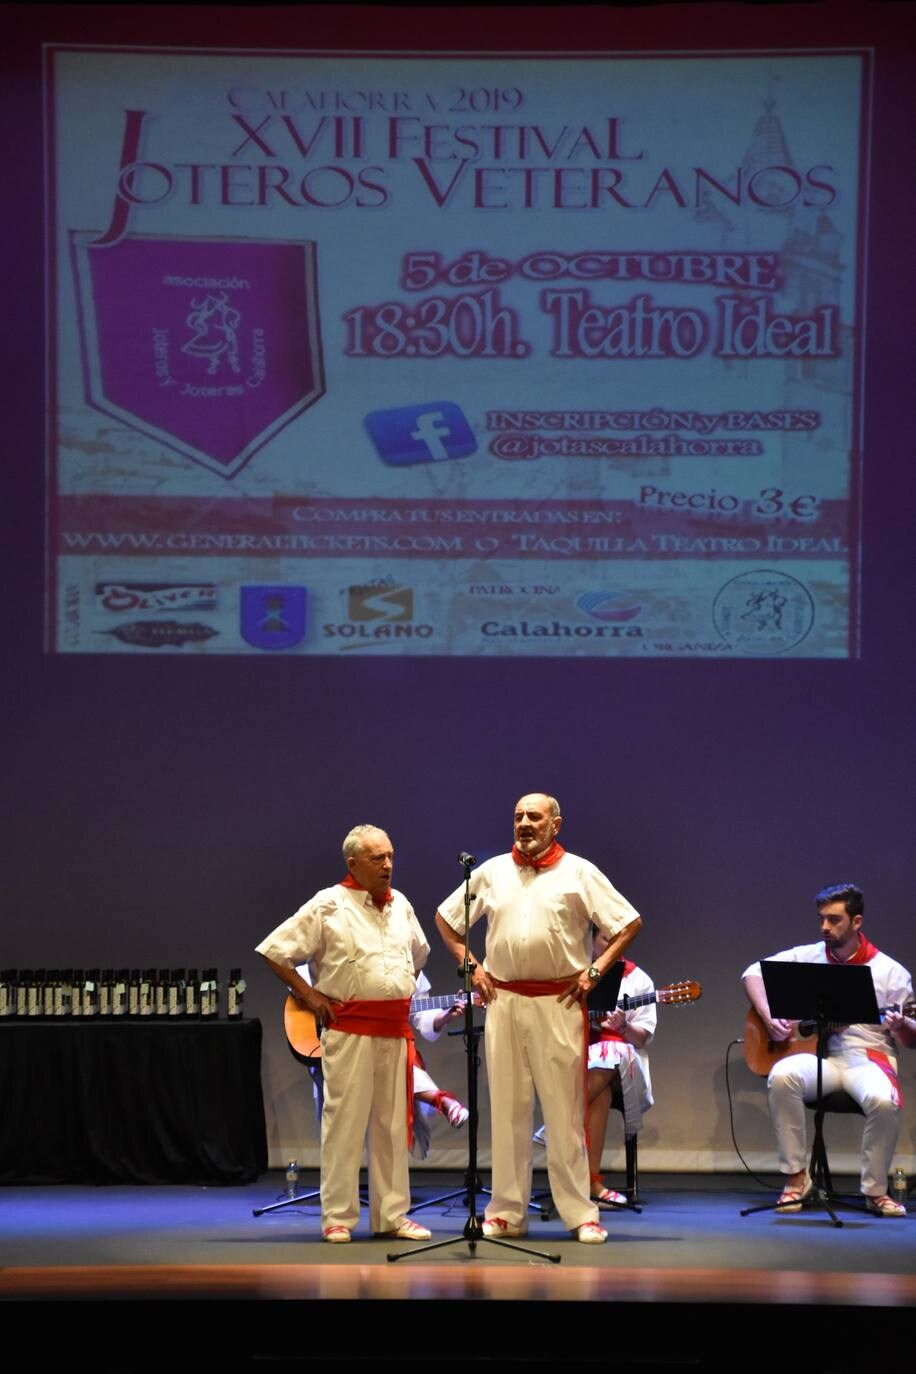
[{"xmin": 388, "ymin": 1213, "xmax": 561, "ymax": 1264}]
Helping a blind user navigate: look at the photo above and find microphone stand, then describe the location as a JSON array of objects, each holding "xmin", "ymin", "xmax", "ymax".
[
  {"xmin": 253, "ymin": 1064, "xmax": 371, "ymax": 1217},
  {"xmin": 741, "ymin": 1010, "xmax": 857, "ymax": 1226},
  {"xmin": 388, "ymin": 853, "xmax": 561, "ymax": 1264},
  {"xmin": 741, "ymin": 963, "xmax": 875, "ymax": 1227}
]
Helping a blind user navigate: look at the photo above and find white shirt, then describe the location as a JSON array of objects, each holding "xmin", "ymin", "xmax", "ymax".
[
  {"xmin": 438, "ymin": 852, "xmax": 640, "ymax": 982},
  {"xmin": 616, "ymin": 963, "xmax": 657, "ymax": 1043},
  {"xmin": 742, "ymin": 942, "xmax": 912, "ymax": 1057},
  {"xmin": 257, "ymin": 884, "xmax": 429, "ymax": 1001}
]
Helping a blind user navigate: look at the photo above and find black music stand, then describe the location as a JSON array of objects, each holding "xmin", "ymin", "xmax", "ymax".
[
  {"xmin": 741, "ymin": 960, "xmax": 880, "ymax": 1227},
  {"xmin": 589, "ymin": 959, "xmax": 626, "ymax": 1016}
]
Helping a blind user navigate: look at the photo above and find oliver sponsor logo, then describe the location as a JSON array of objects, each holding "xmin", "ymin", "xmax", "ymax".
[{"xmin": 96, "ymin": 582, "xmax": 217, "ymax": 613}]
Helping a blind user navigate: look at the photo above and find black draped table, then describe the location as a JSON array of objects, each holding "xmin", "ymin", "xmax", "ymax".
[{"xmin": 0, "ymin": 1018, "xmax": 268, "ymax": 1184}]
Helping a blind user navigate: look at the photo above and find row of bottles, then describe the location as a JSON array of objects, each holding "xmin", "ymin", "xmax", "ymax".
[{"xmin": 0, "ymin": 968, "xmax": 246, "ymax": 1019}]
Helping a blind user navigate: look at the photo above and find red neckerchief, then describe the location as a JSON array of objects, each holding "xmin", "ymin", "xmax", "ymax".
[
  {"xmin": 511, "ymin": 840, "xmax": 566, "ymax": 870},
  {"xmin": 340, "ymin": 873, "xmax": 392, "ymax": 912},
  {"xmin": 825, "ymin": 932, "xmax": 879, "ymax": 964}
]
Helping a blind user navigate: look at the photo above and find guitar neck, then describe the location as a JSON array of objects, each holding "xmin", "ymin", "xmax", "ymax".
[
  {"xmin": 615, "ymin": 991, "xmax": 656, "ymax": 1011},
  {"xmin": 796, "ymin": 1000, "xmax": 916, "ymax": 1033},
  {"xmin": 587, "ymin": 990, "xmax": 664, "ymax": 1023},
  {"xmin": 410, "ymin": 993, "xmax": 467, "ymax": 1014},
  {"xmin": 415, "ymin": 989, "xmax": 661, "ymax": 1018},
  {"xmin": 588, "ymin": 981, "xmax": 700, "ymax": 1021}
]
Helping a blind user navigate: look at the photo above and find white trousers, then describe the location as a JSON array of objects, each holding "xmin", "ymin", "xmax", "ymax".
[
  {"xmin": 587, "ymin": 1040, "xmax": 652, "ymax": 1139},
  {"xmin": 767, "ymin": 1049, "xmax": 900, "ymax": 1195},
  {"xmin": 320, "ymin": 1028, "xmax": 411, "ymax": 1232},
  {"xmin": 485, "ymin": 991, "xmax": 598, "ymax": 1230}
]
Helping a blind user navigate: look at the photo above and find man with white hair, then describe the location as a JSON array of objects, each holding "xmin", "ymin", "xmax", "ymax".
[
  {"xmin": 257, "ymin": 824, "xmax": 432, "ymax": 1243},
  {"xmin": 435, "ymin": 792, "xmax": 643, "ymax": 1244}
]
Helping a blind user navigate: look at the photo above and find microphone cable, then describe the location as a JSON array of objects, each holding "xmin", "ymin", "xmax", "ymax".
[{"xmin": 724, "ymin": 1035, "xmax": 786, "ymax": 1193}]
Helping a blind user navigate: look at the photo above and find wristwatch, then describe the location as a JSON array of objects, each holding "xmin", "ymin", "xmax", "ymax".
[{"xmin": 587, "ymin": 964, "xmax": 601, "ymax": 982}]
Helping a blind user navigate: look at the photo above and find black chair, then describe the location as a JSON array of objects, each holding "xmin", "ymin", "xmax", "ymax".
[
  {"xmin": 533, "ymin": 1084, "xmax": 642, "ymax": 1218},
  {"xmin": 804, "ymin": 1089, "xmax": 863, "ymax": 1197},
  {"xmin": 618, "ymin": 1108, "xmax": 641, "ymax": 1204},
  {"xmin": 596, "ymin": 1086, "xmax": 641, "ymax": 1211}
]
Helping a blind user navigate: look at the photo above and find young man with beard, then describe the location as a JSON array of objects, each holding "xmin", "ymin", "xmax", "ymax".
[{"xmin": 742, "ymin": 882, "xmax": 915, "ymax": 1216}]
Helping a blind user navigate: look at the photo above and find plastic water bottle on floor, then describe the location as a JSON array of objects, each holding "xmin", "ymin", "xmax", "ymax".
[{"xmin": 891, "ymin": 1167, "xmax": 908, "ymax": 1209}]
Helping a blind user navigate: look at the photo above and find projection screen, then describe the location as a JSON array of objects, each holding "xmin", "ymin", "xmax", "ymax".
[{"xmin": 46, "ymin": 45, "xmax": 868, "ymax": 658}]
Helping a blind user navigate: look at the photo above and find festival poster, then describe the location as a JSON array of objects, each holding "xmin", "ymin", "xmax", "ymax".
[{"xmin": 47, "ymin": 46, "xmax": 867, "ymax": 656}]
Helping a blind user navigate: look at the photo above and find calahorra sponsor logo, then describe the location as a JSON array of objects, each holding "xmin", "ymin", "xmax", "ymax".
[
  {"xmin": 575, "ymin": 591, "xmax": 642, "ymax": 623},
  {"xmin": 480, "ymin": 590, "xmax": 644, "ymax": 640}
]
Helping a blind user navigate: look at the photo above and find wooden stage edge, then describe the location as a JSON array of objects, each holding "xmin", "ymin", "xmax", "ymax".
[{"xmin": 2, "ymin": 1262, "xmax": 915, "ymax": 1306}]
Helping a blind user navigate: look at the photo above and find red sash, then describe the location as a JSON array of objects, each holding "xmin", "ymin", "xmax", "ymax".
[
  {"xmin": 823, "ymin": 937, "xmax": 903, "ymax": 1107},
  {"xmin": 492, "ymin": 977, "xmax": 573, "ymax": 996},
  {"xmin": 331, "ymin": 997, "xmax": 417, "ymax": 1148},
  {"xmin": 866, "ymin": 1049, "xmax": 902, "ymax": 1107}
]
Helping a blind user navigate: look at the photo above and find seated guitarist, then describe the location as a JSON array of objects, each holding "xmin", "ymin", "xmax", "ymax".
[
  {"xmin": 534, "ymin": 931, "xmax": 656, "ymax": 1206},
  {"xmin": 409, "ymin": 973, "xmax": 470, "ymax": 1150},
  {"xmin": 585, "ymin": 937, "xmax": 656, "ymax": 1206},
  {"xmin": 742, "ymin": 882, "xmax": 916, "ymax": 1216}
]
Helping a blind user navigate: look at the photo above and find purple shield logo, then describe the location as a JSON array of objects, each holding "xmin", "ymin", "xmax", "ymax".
[
  {"xmin": 240, "ymin": 586, "xmax": 307, "ymax": 651},
  {"xmin": 70, "ymin": 234, "xmax": 325, "ymax": 479}
]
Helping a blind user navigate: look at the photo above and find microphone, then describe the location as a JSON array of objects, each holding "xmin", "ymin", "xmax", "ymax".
[{"xmin": 457, "ymin": 851, "xmax": 477, "ymax": 867}]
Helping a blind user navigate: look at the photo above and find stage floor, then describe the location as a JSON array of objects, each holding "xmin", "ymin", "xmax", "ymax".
[{"xmin": 2, "ymin": 1172, "xmax": 914, "ymax": 1370}]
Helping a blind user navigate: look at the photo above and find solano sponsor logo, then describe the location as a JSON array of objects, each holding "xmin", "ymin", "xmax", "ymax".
[{"xmin": 324, "ymin": 581, "xmax": 433, "ymax": 648}]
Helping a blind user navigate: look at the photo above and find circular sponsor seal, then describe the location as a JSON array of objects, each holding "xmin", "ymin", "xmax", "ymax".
[{"xmin": 713, "ymin": 569, "xmax": 814, "ymax": 655}]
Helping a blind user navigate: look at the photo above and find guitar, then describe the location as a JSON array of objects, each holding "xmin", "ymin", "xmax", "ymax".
[
  {"xmin": 284, "ymin": 981, "xmax": 702, "ymax": 1063},
  {"xmin": 283, "ymin": 992, "xmax": 480, "ymax": 1063},
  {"xmin": 743, "ymin": 1002, "xmax": 916, "ymax": 1077},
  {"xmin": 600, "ymin": 980, "xmax": 701, "ymax": 1018}
]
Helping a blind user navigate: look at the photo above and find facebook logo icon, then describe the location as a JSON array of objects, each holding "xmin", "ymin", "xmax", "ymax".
[{"xmin": 364, "ymin": 402, "xmax": 477, "ymax": 467}]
